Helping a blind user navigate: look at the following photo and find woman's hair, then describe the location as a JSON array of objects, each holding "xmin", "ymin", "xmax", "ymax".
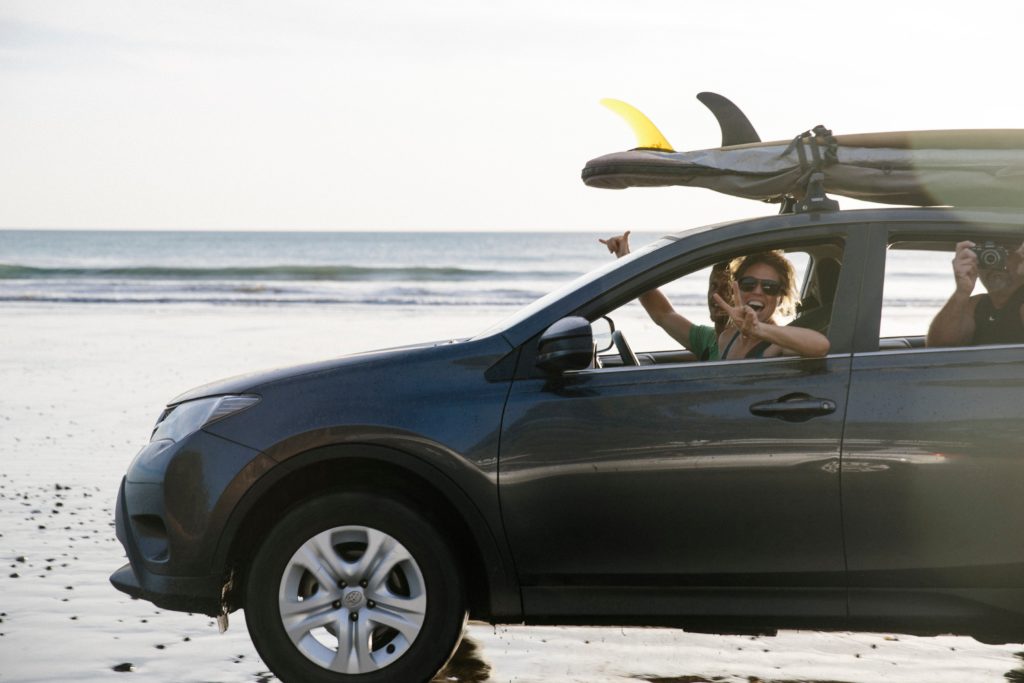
[{"xmin": 731, "ymin": 250, "xmax": 799, "ymax": 317}]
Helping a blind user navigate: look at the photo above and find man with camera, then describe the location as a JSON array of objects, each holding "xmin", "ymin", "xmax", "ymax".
[{"xmin": 927, "ymin": 240, "xmax": 1024, "ymax": 347}]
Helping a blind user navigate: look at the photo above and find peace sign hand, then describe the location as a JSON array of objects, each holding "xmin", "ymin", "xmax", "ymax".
[{"xmin": 713, "ymin": 281, "xmax": 762, "ymax": 339}]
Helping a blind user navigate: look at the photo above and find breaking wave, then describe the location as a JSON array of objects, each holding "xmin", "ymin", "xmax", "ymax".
[{"xmin": 0, "ymin": 264, "xmax": 573, "ymax": 282}]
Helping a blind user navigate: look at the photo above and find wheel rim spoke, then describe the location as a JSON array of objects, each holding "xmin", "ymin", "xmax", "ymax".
[
  {"xmin": 283, "ymin": 608, "xmax": 336, "ymax": 643},
  {"xmin": 293, "ymin": 531, "xmax": 343, "ymax": 586},
  {"xmin": 329, "ymin": 613, "xmax": 375, "ymax": 673},
  {"xmin": 366, "ymin": 540, "xmax": 412, "ymax": 590},
  {"xmin": 279, "ymin": 590, "xmax": 336, "ymax": 618},
  {"xmin": 367, "ymin": 590, "xmax": 427, "ymax": 620},
  {"xmin": 367, "ymin": 602, "xmax": 424, "ymax": 640},
  {"xmin": 343, "ymin": 528, "xmax": 387, "ymax": 582},
  {"xmin": 351, "ymin": 616, "xmax": 375, "ymax": 672}
]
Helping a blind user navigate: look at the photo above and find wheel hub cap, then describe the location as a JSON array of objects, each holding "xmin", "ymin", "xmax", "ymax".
[{"xmin": 277, "ymin": 525, "xmax": 427, "ymax": 674}]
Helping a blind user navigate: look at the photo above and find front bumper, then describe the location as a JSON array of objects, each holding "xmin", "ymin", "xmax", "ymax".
[
  {"xmin": 110, "ymin": 562, "xmax": 223, "ymax": 615},
  {"xmin": 110, "ymin": 428, "xmax": 274, "ymax": 616},
  {"xmin": 111, "ymin": 477, "xmax": 225, "ymax": 615}
]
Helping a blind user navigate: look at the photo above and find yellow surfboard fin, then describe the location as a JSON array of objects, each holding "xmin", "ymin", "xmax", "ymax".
[{"xmin": 600, "ymin": 98, "xmax": 675, "ymax": 152}]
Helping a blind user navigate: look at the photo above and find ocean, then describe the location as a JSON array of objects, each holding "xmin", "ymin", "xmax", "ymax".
[
  {"xmin": 0, "ymin": 228, "xmax": 952, "ymax": 341},
  {"xmin": 0, "ymin": 230, "xmax": 624, "ymax": 308}
]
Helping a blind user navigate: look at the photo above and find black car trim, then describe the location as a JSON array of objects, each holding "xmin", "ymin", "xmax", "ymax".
[
  {"xmin": 521, "ymin": 585, "xmax": 848, "ymax": 620},
  {"xmin": 484, "ymin": 346, "xmax": 520, "ymax": 382}
]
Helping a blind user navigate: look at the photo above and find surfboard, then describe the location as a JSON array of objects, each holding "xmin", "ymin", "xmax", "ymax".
[{"xmin": 585, "ymin": 94, "xmax": 1024, "ymax": 209}]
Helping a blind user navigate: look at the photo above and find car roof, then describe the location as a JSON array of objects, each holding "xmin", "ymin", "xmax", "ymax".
[{"xmin": 661, "ymin": 206, "xmax": 1024, "ymax": 240}]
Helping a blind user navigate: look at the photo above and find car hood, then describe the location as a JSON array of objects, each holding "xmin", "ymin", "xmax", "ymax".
[{"xmin": 168, "ymin": 339, "xmax": 457, "ymax": 406}]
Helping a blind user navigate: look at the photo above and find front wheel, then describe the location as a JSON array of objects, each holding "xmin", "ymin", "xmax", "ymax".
[{"xmin": 244, "ymin": 491, "xmax": 466, "ymax": 683}]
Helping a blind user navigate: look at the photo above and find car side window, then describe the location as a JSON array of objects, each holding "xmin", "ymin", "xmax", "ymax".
[
  {"xmin": 596, "ymin": 249, "xmax": 827, "ymax": 367},
  {"xmin": 605, "ymin": 264, "xmax": 724, "ymax": 354},
  {"xmin": 883, "ymin": 238, "xmax": 1024, "ymax": 350},
  {"xmin": 880, "ymin": 245, "xmax": 950, "ymax": 347}
]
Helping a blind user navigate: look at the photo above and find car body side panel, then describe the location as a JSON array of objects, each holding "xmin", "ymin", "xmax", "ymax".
[
  {"xmin": 495, "ymin": 217, "xmax": 873, "ymax": 622},
  {"xmin": 499, "ymin": 354, "xmax": 852, "ymax": 620},
  {"xmin": 843, "ymin": 347, "xmax": 1024, "ymax": 617},
  {"xmin": 840, "ymin": 219, "xmax": 1024, "ymax": 632}
]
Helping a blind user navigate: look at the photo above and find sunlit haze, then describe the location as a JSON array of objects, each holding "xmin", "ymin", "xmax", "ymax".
[{"xmin": 3, "ymin": 0, "xmax": 1023, "ymax": 231}]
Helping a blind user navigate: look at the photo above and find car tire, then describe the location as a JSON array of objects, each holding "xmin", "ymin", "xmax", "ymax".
[{"xmin": 244, "ymin": 490, "xmax": 467, "ymax": 683}]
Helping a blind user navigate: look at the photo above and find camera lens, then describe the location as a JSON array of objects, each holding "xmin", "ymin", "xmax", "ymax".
[{"xmin": 981, "ymin": 251, "xmax": 999, "ymax": 267}]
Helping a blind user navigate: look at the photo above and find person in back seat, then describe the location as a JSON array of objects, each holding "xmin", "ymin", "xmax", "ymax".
[{"xmin": 927, "ymin": 240, "xmax": 1024, "ymax": 347}]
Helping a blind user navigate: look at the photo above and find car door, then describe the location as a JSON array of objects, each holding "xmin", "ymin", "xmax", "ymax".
[
  {"xmin": 498, "ymin": 228, "xmax": 868, "ymax": 623},
  {"xmin": 841, "ymin": 221, "xmax": 1024, "ymax": 630}
]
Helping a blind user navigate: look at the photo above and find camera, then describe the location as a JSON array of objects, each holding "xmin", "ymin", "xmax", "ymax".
[{"xmin": 970, "ymin": 241, "xmax": 1008, "ymax": 271}]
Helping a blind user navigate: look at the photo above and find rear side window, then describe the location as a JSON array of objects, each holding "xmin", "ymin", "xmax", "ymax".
[
  {"xmin": 882, "ymin": 236, "xmax": 1024, "ymax": 348},
  {"xmin": 880, "ymin": 246, "xmax": 951, "ymax": 340}
]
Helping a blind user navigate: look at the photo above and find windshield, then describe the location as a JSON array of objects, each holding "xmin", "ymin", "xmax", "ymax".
[{"xmin": 473, "ymin": 235, "xmax": 677, "ymax": 339}]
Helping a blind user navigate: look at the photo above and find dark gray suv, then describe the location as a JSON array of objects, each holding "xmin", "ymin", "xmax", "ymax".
[{"xmin": 112, "ymin": 206, "xmax": 1024, "ymax": 683}]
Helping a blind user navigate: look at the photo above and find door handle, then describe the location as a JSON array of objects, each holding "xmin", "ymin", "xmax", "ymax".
[{"xmin": 750, "ymin": 392, "xmax": 837, "ymax": 422}]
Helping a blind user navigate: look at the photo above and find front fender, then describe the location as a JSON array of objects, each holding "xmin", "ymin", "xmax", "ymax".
[{"xmin": 213, "ymin": 437, "xmax": 522, "ymax": 620}]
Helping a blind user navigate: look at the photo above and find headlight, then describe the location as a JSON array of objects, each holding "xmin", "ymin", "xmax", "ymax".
[{"xmin": 151, "ymin": 395, "xmax": 260, "ymax": 443}]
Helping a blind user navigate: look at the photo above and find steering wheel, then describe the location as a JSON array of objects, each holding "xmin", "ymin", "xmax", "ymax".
[{"xmin": 611, "ymin": 330, "xmax": 639, "ymax": 366}]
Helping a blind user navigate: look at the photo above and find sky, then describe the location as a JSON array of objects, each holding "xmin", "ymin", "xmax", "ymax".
[{"xmin": 3, "ymin": 0, "xmax": 1024, "ymax": 231}]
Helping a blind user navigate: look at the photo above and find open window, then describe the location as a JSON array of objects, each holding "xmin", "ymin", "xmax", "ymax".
[
  {"xmin": 594, "ymin": 241, "xmax": 843, "ymax": 368},
  {"xmin": 883, "ymin": 236, "xmax": 1024, "ymax": 350},
  {"xmin": 880, "ymin": 241, "xmax": 951, "ymax": 349}
]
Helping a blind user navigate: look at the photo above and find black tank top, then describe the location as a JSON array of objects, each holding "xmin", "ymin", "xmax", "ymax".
[
  {"xmin": 721, "ymin": 330, "xmax": 772, "ymax": 359},
  {"xmin": 973, "ymin": 286, "xmax": 1024, "ymax": 345}
]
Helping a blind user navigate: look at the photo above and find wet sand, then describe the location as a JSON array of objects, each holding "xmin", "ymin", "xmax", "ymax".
[{"xmin": 1, "ymin": 303, "xmax": 1022, "ymax": 682}]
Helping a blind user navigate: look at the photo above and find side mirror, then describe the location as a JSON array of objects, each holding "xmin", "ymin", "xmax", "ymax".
[{"xmin": 536, "ymin": 316, "xmax": 595, "ymax": 373}]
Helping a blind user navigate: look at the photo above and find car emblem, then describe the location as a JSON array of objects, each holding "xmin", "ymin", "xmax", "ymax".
[{"xmin": 343, "ymin": 590, "xmax": 365, "ymax": 610}]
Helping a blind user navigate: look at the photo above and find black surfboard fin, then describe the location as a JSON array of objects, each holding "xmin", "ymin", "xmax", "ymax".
[{"xmin": 696, "ymin": 92, "xmax": 761, "ymax": 147}]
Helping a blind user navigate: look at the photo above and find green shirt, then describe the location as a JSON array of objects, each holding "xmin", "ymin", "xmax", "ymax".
[{"xmin": 688, "ymin": 324, "xmax": 720, "ymax": 361}]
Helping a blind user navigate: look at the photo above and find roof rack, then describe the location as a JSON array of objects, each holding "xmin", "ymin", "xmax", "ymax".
[{"xmin": 785, "ymin": 126, "xmax": 841, "ymax": 214}]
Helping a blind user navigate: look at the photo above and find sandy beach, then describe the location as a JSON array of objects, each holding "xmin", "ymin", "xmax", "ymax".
[{"xmin": 2, "ymin": 302, "xmax": 1023, "ymax": 682}]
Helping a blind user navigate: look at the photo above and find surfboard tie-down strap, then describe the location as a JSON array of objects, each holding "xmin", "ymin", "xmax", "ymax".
[
  {"xmin": 784, "ymin": 126, "xmax": 839, "ymax": 172},
  {"xmin": 784, "ymin": 126, "xmax": 841, "ymax": 212}
]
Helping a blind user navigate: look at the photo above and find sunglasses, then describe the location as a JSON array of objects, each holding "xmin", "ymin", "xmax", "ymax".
[{"xmin": 737, "ymin": 276, "xmax": 782, "ymax": 296}]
